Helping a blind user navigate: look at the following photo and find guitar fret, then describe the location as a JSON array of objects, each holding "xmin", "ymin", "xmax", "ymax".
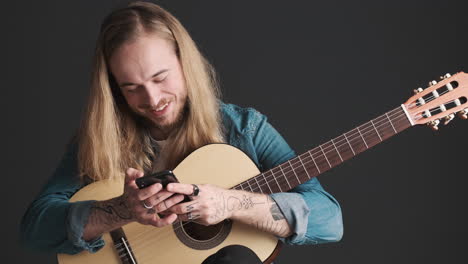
[
  {"xmin": 271, "ymin": 170, "xmax": 283, "ymax": 192},
  {"xmin": 288, "ymin": 160, "xmax": 301, "ymax": 185},
  {"xmin": 335, "ymin": 135, "xmax": 354, "ymax": 161},
  {"xmin": 226, "ymin": 106, "xmax": 411, "ymax": 198},
  {"xmin": 343, "ymin": 132, "xmax": 356, "ymax": 155},
  {"xmin": 319, "ymin": 145, "xmax": 332, "ymax": 168},
  {"xmin": 386, "ymin": 112, "xmax": 398, "ymax": 133},
  {"xmin": 357, "ymin": 126, "xmax": 369, "ymax": 148},
  {"xmin": 370, "ymin": 119, "xmax": 383, "ymax": 141},
  {"xmin": 120, "ymin": 237, "xmax": 137, "ymax": 264},
  {"xmin": 246, "ymin": 179, "xmax": 254, "ymax": 192},
  {"xmin": 279, "ymin": 165, "xmax": 291, "ymax": 189},
  {"xmin": 307, "ymin": 151, "xmax": 320, "ymax": 174},
  {"xmin": 331, "ymin": 138, "xmax": 343, "ymax": 162},
  {"xmin": 262, "ymin": 173, "xmax": 273, "ymax": 193},
  {"xmin": 253, "ymin": 176, "xmax": 263, "ymax": 193}
]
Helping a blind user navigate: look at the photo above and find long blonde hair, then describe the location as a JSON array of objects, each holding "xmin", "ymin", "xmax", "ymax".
[{"xmin": 78, "ymin": 1, "xmax": 224, "ymax": 181}]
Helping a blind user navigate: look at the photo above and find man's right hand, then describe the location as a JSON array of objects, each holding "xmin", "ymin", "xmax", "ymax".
[
  {"xmin": 82, "ymin": 168, "xmax": 184, "ymax": 241},
  {"xmin": 122, "ymin": 168, "xmax": 184, "ymax": 227}
]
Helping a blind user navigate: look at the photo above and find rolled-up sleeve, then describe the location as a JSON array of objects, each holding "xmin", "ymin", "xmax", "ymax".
[
  {"xmin": 247, "ymin": 108, "xmax": 343, "ymax": 245},
  {"xmin": 20, "ymin": 141, "xmax": 105, "ymax": 254},
  {"xmin": 271, "ymin": 178, "xmax": 343, "ymax": 245}
]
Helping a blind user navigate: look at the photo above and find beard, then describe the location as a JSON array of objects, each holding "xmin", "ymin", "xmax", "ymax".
[{"xmin": 133, "ymin": 101, "xmax": 188, "ymax": 140}]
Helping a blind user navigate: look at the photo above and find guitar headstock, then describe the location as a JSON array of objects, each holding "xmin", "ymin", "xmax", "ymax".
[{"xmin": 403, "ymin": 72, "xmax": 468, "ymax": 130}]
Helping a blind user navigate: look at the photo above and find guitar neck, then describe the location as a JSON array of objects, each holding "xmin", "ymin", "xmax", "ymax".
[{"xmin": 233, "ymin": 105, "xmax": 413, "ymax": 194}]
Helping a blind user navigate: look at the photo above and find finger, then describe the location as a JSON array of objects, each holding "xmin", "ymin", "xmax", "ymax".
[
  {"xmin": 137, "ymin": 183, "xmax": 163, "ymax": 201},
  {"xmin": 166, "ymin": 183, "xmax": 197, "ymax": 195},
  {"xmin": 149, "ymin": 213, "xmax": 178, "ymax": 227},
  {"xmin": 125, "ymin": 168, "xmax": 144, "ymax": 187},
  {"xmin": 170, "ymin": 200, "xmax": 198, "ymax": 214},
  {"xmin": 154, "ymin": 194, "xmax": 185, "ymax": 213},
  {"xmin": 144, "ymin": 189, "xmax": 175, "ymax": 206},
  {"xmin": 177, "ymin": 211, "xmax": 201, "ymax": 222}
]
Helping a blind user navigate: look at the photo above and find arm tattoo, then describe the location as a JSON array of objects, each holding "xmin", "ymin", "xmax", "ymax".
[
  {"xmin": 90, "ymin": 197, "xmax": 133, "ymax": 225},
  {"xmin": 268, "ymin": 197, "xmax": 285, "ymax": 221},
  {"xmin": 255, "ymin": 220, "xmax": 290, "ymax": 237},
  {"xmin": 227, "ymin": 195, "xmax": 265, "ymax": 211}
]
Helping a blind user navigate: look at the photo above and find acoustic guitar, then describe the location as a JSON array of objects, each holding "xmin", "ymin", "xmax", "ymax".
[{"xmin": 58, "ymin": 72, "xmax": 468, "ymax": 264}]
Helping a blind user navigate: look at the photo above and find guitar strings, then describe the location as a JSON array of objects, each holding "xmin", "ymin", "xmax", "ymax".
[
  {"xmin": 115, "ymin": 87, "xmax": 457, "ymax": 253},
  {"xmin": 115, "ymin": 101, "xmax": 453, "ymax": 260},
  {"xmin": 115, "ymin": 95, "xmax": 460, "ymax": 260},
  {"xmin": 113, "ymin": 107, "xmax": 410, "ymax": 257},
  {"xmin": 116, "ymin": 109, "xmax": 411, "ymax": 262},
  {"xmin": 114, "ymin": 103, "xmax": 430, "ymax": 258},
  {"xmin": 244, "ymin": 96, "xmax": 461, "ymax": 193}
]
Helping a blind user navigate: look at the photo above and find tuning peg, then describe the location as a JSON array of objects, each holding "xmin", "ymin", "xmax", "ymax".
[
  {"xmin": 440, "ymin": 73, "xmax": 452, "ymax": 80},
  {"xmin": 428, "ymin": 80, "xmax": 437, "ymax": 86},
  {"xmin": 443, "ymin": 113, "xmax": 455, "ymax": 125},
  {"xmin": 458, "ymin": 109, "xmax": 468, "ymax": 120},
  {"xmin": 427, "ymin": 119, "xmax": 440, "ymax": 131},
  {"xmin": 413, "ymin": 87, "xmax": 424, "ymax": 94}
]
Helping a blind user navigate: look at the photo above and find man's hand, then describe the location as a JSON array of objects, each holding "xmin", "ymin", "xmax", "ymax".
[
  {"xmin": 83, "ymin": 168, "xmax": 184, "ymax": 241},
  {"xmin": 121, "ymin": 168, "xmax": 185, "ymax": 227},
  {"xmin": 165, "ymin": 183, "xmax": 233, "ymax": 225},
  {"xmin": 165, "ymin": 182, "xmax": 293, "ymax": 238}
]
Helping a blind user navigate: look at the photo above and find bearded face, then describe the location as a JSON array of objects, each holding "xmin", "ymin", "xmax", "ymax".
[{"xmin": 110, "ymin": 33, "xmax": 188, "ymax": 139}]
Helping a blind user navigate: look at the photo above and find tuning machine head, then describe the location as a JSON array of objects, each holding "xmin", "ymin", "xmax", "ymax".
[
  {"xmin": 440, "ymin": 73, "xmax": 452, "ymax": 80},
  {"xmin": 427, "ymin": 119, "xmax": 440, "ymax": 131},
  {"xmin": 443, "ymin": 113, "xmax": 455, "ymax": 125},
  {"xmin": 458, "ymin": 109, "xmax": 468, "ymax": 120},
  {"xmin": 413, "ymin": 87, "xmax": 424, "ymax": 94}
]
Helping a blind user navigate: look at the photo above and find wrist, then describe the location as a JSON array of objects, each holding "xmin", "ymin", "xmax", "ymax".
[{"xmin": 225, "ymin": 190, "xmax": 261, "ymax": 221}]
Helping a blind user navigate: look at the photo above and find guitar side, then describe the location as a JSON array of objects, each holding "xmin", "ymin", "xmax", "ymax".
[{"xmin": 58, "ymin": 144, "xmax": 279, "ymax": 264}]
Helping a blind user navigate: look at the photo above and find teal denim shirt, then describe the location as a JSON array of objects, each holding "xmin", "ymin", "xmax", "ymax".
[{"xmin": 20, "ymin": 103, "xmax": 343, "ymax": 254}]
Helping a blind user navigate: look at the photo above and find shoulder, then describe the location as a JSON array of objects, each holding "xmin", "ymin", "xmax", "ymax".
[{"xmin": 220, "ymin": 102, "xmax": 266, "ymax": 136}]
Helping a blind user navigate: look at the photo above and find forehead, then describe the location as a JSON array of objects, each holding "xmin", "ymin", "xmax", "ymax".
[{"xmin": 109, "ymin": 33, "xmax": 177, "ymax": 83}]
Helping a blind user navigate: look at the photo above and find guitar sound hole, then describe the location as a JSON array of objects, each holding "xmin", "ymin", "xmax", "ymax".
[
  {"xmin": 184, "ymin": 222, "xmax": 222, "ymax": 240},
  {"xmin": 173, "ymin": 220, "xmax": 232, "ymax": 250}
]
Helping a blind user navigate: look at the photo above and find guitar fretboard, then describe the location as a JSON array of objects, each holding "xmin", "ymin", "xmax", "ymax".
[{"xmin": 232, "ymin": 105, "xmax": 412, "ymax": 194}]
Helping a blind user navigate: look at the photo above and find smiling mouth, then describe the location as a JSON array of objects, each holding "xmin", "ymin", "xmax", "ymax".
[
  {"xmin": 155, "ymin": 102, "xmax": 169, "ymax": 111},
  {"xmin": 149, "ymin": 101, "xmax": 171, "ymax": 118}
]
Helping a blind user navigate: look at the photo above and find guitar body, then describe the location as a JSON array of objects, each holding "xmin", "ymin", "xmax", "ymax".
[{"xmin": 57, "ymin": 144, "xmax": 279, "ymax": 264}]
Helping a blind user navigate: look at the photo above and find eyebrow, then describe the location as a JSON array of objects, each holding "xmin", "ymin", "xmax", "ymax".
[{"xmin": 119, "ymin": 69, "xmax": 169, "ymax": 87}]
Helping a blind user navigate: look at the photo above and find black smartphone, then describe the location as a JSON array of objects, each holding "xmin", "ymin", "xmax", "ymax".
[{"xmin": 135, "ymin": 170, "xmax": 178, "ymax": 189}]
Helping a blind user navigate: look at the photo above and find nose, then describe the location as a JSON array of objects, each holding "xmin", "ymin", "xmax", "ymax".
[{"xmin": 140, "ymin": 83, "xmax": 162, "ymax": 108}]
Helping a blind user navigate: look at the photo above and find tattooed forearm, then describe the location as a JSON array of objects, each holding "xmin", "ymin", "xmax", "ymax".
[
  {"xmin": 227, "ymin": 195, "xmax": 266, "ymax": 211},
  {"xmin": 268, "ymin": 197, "xmax": 285, "ymax": 221},
  {"xmin": 89, "ymin": 196, "xmax": 133, "ymax": 226},
  {"xmin": 255, "ymin": 220, "xmax": 290, "ymax": 237},
  {"xmin": 224, "ymin": 191, "xmax": 292, "ymax": 238},
  {"xmin": 83, "ymin": 196, "xmax": 134, "ymax": 241}
]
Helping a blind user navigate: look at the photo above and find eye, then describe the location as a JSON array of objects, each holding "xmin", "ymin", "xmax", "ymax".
[
  {"xmin": 153, "ymin": 74, "xmax": 168, "ymax": 83},
  {"xmin": 124, "ymin": 86, "xmax": 138, "ymax": 93}
]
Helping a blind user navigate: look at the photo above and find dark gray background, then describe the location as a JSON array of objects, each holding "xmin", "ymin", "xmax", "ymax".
[{"xmin": 4, "ymin": 0, "xmax": 467, "ymax": 263}]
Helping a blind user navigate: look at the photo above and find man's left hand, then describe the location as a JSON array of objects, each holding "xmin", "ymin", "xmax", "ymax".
[{"xmin": 166, "ymin": 183, "xmax": 233, "ymax": 225}]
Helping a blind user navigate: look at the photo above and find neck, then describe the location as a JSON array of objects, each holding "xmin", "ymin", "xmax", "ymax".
[
  {"xmin": 149, "ymin": 128, "xmax": 170, "ymax": 141},
  {"xmin": 231, "ymin": 105, "xmax": 413, "ymax": 194}
]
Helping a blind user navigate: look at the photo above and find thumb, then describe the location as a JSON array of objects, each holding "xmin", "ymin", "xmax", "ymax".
[{"xmin": 125, "ymin": 167, "xmax": 144, "ymax": 185}]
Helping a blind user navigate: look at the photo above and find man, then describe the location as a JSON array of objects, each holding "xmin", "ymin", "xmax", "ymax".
[{"xmin": 21, "ymin": 2, "xmax": 343, "ymax": 263}]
